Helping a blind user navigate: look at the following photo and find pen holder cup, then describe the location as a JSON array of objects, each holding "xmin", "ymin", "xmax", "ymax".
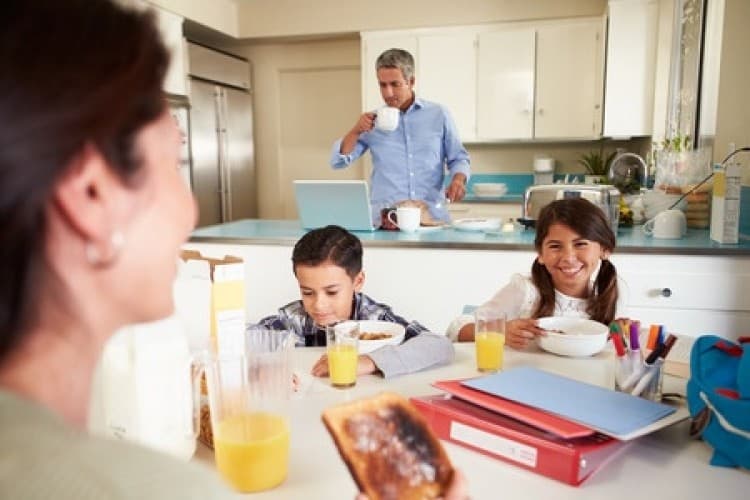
[
  {"xmin": 614, "ymin": 354, "xmax": 664, "ymax": 402},
  {"xmin": 638, "ymin": 362, "xmax": 664, "ymax": 402}
]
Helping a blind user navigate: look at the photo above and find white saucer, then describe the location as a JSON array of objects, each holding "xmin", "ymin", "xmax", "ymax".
[{"xmin": 452, "ymin": 218, "xmax": 502, "ymax": 232}]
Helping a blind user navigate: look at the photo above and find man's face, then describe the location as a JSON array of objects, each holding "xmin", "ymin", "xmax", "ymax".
[{"xmin": 377, "ymin": 67, "xmax": 414, "ymax": 111}]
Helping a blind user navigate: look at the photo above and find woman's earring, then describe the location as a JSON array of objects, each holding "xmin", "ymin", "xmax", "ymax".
[{"xmin": 85, "ymin": 230, "xmax": 125, "ymax": 268}]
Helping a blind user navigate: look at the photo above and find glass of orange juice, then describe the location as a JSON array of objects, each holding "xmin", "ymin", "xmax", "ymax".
[
  {"xmin": 475, "ymin": 309, "xmax": 506, "ymax": 372},
  {"xmin": 326, "ymin": 322, "xmax": 359, "ymax": 388},
  {"xmin": 203, "ymin": 328, "xmax": 294, "ymax": 493}
]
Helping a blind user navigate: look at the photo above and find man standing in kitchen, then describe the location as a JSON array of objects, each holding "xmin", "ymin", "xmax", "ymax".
[{"xmin": 329, "ymin": 48, "xmax": 470, "ymax": 225}]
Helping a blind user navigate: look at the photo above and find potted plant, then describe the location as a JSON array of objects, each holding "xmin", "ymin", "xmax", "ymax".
[{"xmin": 579, "ymin": 149, "xmax": 617, "ymax": 184}]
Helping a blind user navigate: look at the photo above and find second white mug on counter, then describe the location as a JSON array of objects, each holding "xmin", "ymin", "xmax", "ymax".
[
  {"xmin": 387, "ymin": 206, "xmax": 421, "ymax": 232},
  {"xmin": 643, "ymin": 209, "xmax": 687, "ymax": 239},
  {"xmin": 374, "ymin": 106, "xmax": 399, "ymax": 132}
]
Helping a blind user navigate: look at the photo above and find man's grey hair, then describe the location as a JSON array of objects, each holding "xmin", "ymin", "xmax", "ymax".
[{"xmin": 375, "ymin": 48, "xmax": 415, "ymax": 81}]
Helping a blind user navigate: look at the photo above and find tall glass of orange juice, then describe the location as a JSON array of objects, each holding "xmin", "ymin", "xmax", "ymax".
[
  {"xmin": 202, "ymin": 328, "xmax": 294, "ymax": 492},
  {"xmin": 326, "ymin": 322, "xmax": 359, "ymax": 388},
  {"xmin": 475, "ymin": 309, "xmax": 506, "ymax": 372}
]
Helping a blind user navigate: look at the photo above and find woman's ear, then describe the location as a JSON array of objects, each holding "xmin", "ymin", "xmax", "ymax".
[
  {"xmin": 52, "ymin": 143, "xmax": 133, "ymax": 257},
  {"xmin": 601, "ymin": 250, "xmax": 611, "ymax": 261},
  {"xmin": 353, "ymin": 270, "xmax": 365, "ymax": 292}
]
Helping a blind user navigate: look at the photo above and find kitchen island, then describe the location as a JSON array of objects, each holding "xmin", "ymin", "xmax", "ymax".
[{"xmin": 185, "ymin": 220, "xmax": 750, "ymax": 337}]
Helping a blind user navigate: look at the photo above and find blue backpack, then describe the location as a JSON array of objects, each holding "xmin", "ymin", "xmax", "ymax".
[{"xmin": 686, "ymin": 335, "xmax": 750, "ymax": 468}]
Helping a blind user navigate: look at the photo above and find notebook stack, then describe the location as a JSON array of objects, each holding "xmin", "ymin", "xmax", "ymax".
[{"xmin": 411, "ymin": 366, "xmax": 686, "ymax": 486}]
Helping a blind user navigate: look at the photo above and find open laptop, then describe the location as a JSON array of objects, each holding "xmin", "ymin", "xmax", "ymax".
[{"xmin": 293, "ymin": 180, "xmax": 377, "ymax": 231}]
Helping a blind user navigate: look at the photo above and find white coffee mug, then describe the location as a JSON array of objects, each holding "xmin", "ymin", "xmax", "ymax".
[
  {"xmin": 643, "ymin": 209, "xmax": 687, "ymax": 239},
  {"xmin": 374, "ymin": 106, "xmax": 399, "ymax": 132},
  {"xmin": 387, "ymin": 206, "xmax": 420, "ymax": 232}
]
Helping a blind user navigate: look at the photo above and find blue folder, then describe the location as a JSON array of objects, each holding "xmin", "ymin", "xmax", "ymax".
[{"xmin": 462, "ymin": 366, "xmax": 676, "ymax": 437}]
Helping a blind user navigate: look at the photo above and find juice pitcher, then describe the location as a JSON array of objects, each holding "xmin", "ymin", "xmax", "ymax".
[{"xmin": 199, "ymin": 328, "xmax": 294, "ymax": 493}]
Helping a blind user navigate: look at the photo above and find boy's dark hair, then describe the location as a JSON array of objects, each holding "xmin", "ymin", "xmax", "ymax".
[
  {"xmin": 292, "ymin": 225, "xmax": 363, "ymax": 278},
  {"xmin": 531, "ymin": 198, "xmax": 618, "ymax": 325}
]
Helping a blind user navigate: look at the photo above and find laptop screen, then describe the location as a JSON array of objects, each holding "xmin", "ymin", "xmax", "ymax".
[{"xmin": 293, "ymin": 180, "xmax": 376, "ymax": 231}]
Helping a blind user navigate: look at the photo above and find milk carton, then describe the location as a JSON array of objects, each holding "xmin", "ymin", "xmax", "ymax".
[{"xmin": 710, "ymin": 161, "xmax": 741, "ymax": 244}]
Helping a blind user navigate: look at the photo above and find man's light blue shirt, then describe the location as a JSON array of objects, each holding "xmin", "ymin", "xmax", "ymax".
[{"xmin": 329, "ymin": 97, "xmax": 470, "ymax": 223}]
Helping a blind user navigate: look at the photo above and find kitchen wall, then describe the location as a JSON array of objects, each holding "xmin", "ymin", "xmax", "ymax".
[
  {"xmin": 237, "ymin": 38, "xmax": 364, "ymax": 219},
  {"xmin": 234, "ymin": 0, "xmax": 607, "ymax": 39},
  {"xmin": 713, "ymin": 0, "xmax": 750, "ymax": 182}
]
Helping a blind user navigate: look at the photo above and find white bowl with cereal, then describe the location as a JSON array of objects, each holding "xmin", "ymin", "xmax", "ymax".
[{"xmin": 338, "ymin": 320, "xmax": 405, "ymax": 354}]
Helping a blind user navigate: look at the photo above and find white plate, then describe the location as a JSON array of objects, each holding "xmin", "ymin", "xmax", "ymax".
[
  {"xmin": 474, "ymin": 193, "xmax": 507, "ymax": 199},
  {"xmin": 416, "ymin": 225, "xmax": 444, "ymax": 233},
  {"xmin": 472, "ymin": 183, "xmax": 508, "ymax": 197},
  {"xmin": 452, "ymin": 218, "xmax": 502, "ymax": 232},
  {"xmin": 337, "ymin": 320, "xmax": 406, "ymax": 354}
]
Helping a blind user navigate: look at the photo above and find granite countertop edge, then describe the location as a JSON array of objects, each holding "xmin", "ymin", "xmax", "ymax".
[{"xmin": 188, "ymin": 220, "xmax": 750, "ymax": 257}]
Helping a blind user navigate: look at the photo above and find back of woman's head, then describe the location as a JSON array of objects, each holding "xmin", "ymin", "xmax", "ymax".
[
  {"xmin": 292, "ymin": 226, "xmax": 363, "ymax": 278},
  {"xmin": 531, "ymin": 198, "xmax": 618, "ymax": 324},
  {"xmin": 0, "ymin": 0, "xmax": 168, "ymax": 360}
]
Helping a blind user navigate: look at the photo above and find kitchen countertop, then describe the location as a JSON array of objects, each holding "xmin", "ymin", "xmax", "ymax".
[{"xmin": 190, "ymin": 219, "xmax": 750, "ymax": 256}]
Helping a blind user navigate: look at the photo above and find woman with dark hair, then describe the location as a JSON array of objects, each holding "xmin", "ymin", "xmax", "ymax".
[
  {"xmin": 0, "ymin": 1, "xmax": 233, "ymax": 497},
  {"xmin": 448, "ymin": 198, "xmax": 623, "ymax": 347}
]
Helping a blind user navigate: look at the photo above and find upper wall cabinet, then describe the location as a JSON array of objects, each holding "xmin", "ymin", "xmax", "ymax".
[
  {"xmin": 478, "ymin": 19, "xmax": 604, "ymax": 140},
  {"xmin": 154, "ymin": 7, "xmax": 188, "ymax": 95},
  {"xmin": 417, "ymin": 32, "xmax": 477, "ymax": 141},
  {"xmin": 361, "ymin": 16, "xmax": 605, "ymax": 143},
  {"xmin": 535, "ymin": 19, "xmax": 605, "ymax": 139},
  {"xmin": 477, "ymin": 28, "xmax": 536, "ymax": 140},
  {"xmin": 604, "ymin": 0, "xmax": 659, "ymax": 138}
]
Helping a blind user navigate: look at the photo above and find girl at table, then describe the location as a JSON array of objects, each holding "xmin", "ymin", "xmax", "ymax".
[
  {"xmin": 447, "ymin": 198, "xmax": 622, "ymax": 349},
  {"xmin": 252, "ymin": 225, "xmax": 454, "ymax": 378}
]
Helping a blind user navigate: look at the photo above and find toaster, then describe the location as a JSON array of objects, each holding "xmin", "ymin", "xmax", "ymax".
[{"xmin": 520, "ymin": 184, "xmax": 621, "ymax": 231}]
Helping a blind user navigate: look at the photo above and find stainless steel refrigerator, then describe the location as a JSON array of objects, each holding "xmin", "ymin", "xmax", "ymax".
[{"xmin": 187, "ymin": 41, "xmax": 256, "ymax": 227}]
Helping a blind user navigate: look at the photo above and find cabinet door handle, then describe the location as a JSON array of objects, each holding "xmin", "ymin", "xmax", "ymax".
[{"xmin": 660, "ymin": 288, "xmax": 672, "ymax": 298}]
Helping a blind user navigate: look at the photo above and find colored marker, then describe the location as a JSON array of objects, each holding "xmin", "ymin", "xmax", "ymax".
[{"xmin": 647, "ymin": 324, "xmax": 660, "ymax": 350}]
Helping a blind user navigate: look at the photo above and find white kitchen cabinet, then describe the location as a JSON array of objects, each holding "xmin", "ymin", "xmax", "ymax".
[
  {"xmin": 476, "ymin": 29, "xmax": 535, "ymax": 140},
  {"xmin": 535, "ymin": 19, "xmax": 605, "ymax": 139},
  {"xmin": 417, "ymin": 32, "xmax": 477, "ymax": 141},
  {"xmin": 154, "ymin": 7, "xmax": 188, "ymax": 95},
  {"xmin": 603, "ymin": 0, "xmax": 659, "ymax": 137},
  {"xmin": 476, "ymin": 19, "xmax": 604, "ymax": 141},
  {"xmin": 361, "ymin": 34, "xmax": 417, "ymax": 112},
  {"xmin": 613, "ymin": 253, "xmax": 750, "ymax": 339},
  {"xmin": 185, "ymin": 236, "xmax": 750, "ymax": 340}
]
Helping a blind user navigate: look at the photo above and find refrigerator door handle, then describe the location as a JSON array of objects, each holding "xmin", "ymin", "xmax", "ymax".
[
  {"xmin": 219, "ymin": 88, "xmax": 233, "ymax": 221},
  {"xmin": 214, "ymin": 87, "xmax": 230, "ymax": 222}
]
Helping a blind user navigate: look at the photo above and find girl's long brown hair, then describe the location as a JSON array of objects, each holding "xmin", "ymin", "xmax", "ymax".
[{"xmin": 531, "ymin": 199, "xmax": 618, "ymax": 325}]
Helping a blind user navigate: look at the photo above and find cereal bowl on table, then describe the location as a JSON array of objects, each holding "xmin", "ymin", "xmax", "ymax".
[
  {"xmin": 536, "ymin": 317, "xmax": 609, "ymax": 357},
  {"xmin": 336, "ymin": 320, "xmax": 405, "ymax": 354}
]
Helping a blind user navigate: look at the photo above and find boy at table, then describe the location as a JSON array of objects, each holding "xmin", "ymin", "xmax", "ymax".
[{"xmin": 252, "ymin": 225, "xmax": 454, "ymax": 378}]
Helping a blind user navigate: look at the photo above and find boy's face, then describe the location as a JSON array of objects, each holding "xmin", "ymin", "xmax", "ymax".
[{"xmin": 295, "ymin": 262, "xmax": 364, "ymax": 327}]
